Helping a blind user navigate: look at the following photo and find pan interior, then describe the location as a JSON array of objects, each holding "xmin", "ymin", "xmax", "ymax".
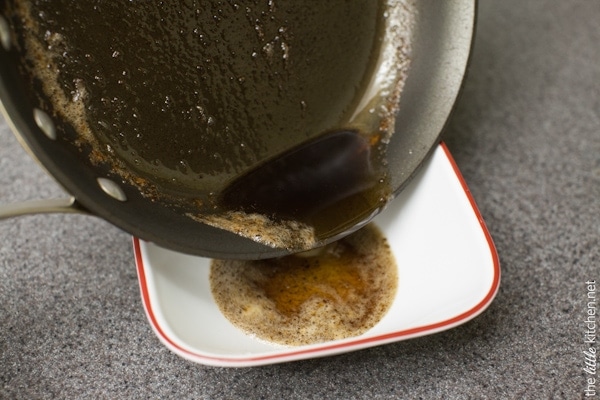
[{"xmin": 3, "ymin": 0, "xmax": 416, "ymax": 252}]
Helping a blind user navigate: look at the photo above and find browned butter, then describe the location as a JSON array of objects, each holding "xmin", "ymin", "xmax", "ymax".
[
  {"xmin": 4, "ymin": 0, "xmax": 415, "ymax": 252},
  {"xmin": 209, "ymin": 224, "xmax": 397, "ymax": 346}
]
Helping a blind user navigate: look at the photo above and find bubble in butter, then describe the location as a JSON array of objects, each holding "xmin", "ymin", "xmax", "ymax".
[{"xmin": 209, "ymin": 224, "xmax": 397, "ymax": 346}]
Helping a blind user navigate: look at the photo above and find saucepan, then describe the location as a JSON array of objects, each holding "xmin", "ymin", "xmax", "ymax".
[{"xmin": 0, "ymin": 0, "xmax": 476, "ymax": 259}]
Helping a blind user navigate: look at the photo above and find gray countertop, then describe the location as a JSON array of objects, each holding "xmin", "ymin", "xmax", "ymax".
[{"xmin": 1, "ymin": 1, "xmax": 599, "ymax": 398}]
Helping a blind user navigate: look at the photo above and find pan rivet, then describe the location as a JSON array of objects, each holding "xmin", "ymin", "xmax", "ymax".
[
  {"xmin": 0, "ymin": 16, "xmax": 10, "ymax": 51},
  {"xmin": 33, "ymin": 108, "xmax": 57, "ymax": 140},
  {"xmin": 97, "ymin": 178, "xmax": 127, "ymax": 202}
]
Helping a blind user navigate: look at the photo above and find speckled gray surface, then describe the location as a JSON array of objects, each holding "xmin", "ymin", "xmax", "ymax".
[{"xmin": 1, "ymin": 1, "xmax": 599, "ymax": 398}]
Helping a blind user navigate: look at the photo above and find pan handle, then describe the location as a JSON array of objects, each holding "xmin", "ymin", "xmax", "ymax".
[{"xmin": 0, "ymin": 196, "xmax": 88, "ymax": 220}]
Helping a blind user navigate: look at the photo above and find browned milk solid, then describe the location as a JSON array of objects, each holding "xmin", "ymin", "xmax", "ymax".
[{"xmin": 210, "ymin": 224, "xmax": 397, "ymax": 346}]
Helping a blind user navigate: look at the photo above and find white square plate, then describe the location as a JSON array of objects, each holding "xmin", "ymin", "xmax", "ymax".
[{"xmin": 133, "ymin": 143, "xmax": 500, "ymax": 367}]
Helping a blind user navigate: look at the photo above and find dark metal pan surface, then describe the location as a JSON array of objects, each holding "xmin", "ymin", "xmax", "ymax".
[{"xmin": 0, "ymin": 1, "xmax": 476, "ymax": 259}]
